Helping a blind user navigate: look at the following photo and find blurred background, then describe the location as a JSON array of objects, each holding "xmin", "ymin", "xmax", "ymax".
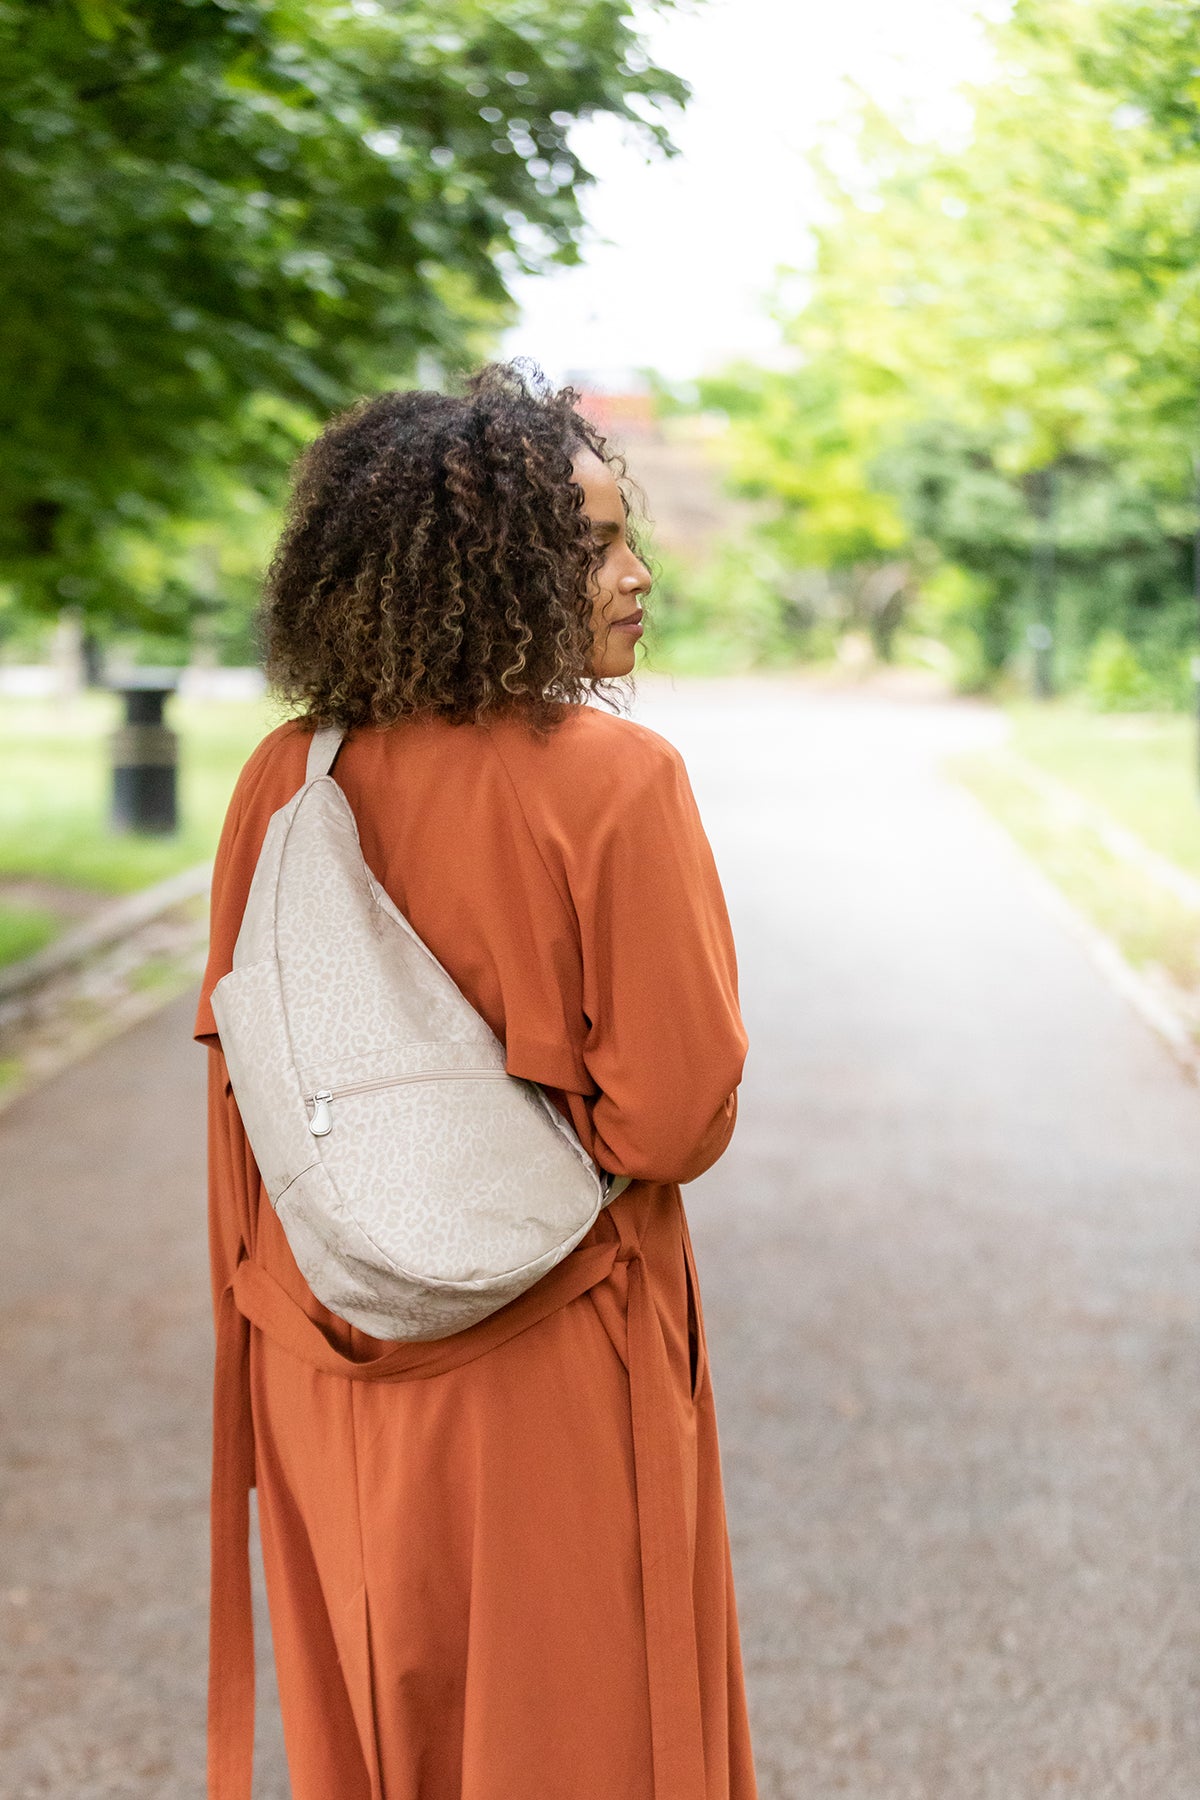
[
  {"xmin": 4, "ymin": 2, "xmax": 1200, "ymax": 1795},
  {"xmin": 4, "ymin": 0, "xmax": 1200, "ymax": 1075}
]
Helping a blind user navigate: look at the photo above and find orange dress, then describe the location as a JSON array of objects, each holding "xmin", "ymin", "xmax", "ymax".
[{"xmin": 195, "ymin": 703, "xmax": 757, "ymax": 1800}]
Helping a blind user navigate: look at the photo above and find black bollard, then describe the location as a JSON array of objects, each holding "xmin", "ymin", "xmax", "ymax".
[{"xmin": 109, "ymin": 671, "xmax": 179, "ymax": 834}]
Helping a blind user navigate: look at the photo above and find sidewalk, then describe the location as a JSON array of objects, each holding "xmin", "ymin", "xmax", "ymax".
[
  {"xmin": 0, "ymin": 994, "xmax": 287, "ymax": 1799},
  {"xmin": 649, "ymin": 681, "xmax": 1200, "ymax": 1799}
]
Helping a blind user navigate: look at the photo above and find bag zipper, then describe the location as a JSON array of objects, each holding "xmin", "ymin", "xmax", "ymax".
[{"xmin": 305, "ymin": 1067, "xmax": 511, "ymax": 1137}]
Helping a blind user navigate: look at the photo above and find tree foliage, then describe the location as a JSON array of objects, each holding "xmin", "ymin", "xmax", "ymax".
[
  {"xmin": 0, "ymin": 0, "xmax": 685, "ymax": 634},
  {"xmin": 705, "ymin": 0, "xmax": 1200, "ymax": 695}
]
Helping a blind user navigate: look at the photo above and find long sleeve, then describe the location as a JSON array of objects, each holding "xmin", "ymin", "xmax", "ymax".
[
  {"xmin": 567, "ymin": 736, "xmax": 748, "ymax": 1187},
  {"xmin": 193, "ymin": 724, "xmax": 299, "ymax": 1049}
]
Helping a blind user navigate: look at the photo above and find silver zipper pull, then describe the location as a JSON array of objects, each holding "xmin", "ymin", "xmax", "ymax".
[{"xmin": 308, "ymin": 1090, "xmax": 333, "ymax": 1137}]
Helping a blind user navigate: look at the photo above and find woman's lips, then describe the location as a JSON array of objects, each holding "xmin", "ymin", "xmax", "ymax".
[{"xmin": 611, "ymin": 607, "xmax": 644, "ymax": 632}]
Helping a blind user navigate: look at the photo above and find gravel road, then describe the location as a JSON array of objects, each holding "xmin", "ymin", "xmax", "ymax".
[{"xmin": 3, "ymin": 680, "xmax": 1199, "ymax": 1799}]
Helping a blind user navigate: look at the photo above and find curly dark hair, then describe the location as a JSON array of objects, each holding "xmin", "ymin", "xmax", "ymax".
[{"xmin": 259, "ymin": 360, "xmax": 640, "ymax": 735}]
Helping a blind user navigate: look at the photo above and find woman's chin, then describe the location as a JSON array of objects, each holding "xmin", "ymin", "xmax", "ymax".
[{"xmin": 593, "ymin": 643, "xmax": 639, "ymax": 679}]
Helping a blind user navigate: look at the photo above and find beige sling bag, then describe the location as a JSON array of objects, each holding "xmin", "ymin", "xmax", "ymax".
[{"xmin": 211, "ymin": 726, "xmax": 627, "ymax": 1343}]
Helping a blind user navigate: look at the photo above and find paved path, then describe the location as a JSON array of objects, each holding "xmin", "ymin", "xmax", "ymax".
[
  {"xmin": 652, "ymin": 682, "xmax": 1200, "ymax": 1800},
  {"xmin": 0, "ymin": 978, "xmax": 287, "ymax": 1797},
  {"xmin": 3, "ymin": 681, "xmax": 1200, "ymax": 1798}
]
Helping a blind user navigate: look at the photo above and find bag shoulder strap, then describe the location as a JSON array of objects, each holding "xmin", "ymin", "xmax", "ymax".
[{"xmin": 305, "ymin": 725, "xmax": 346, "ymax": 783}]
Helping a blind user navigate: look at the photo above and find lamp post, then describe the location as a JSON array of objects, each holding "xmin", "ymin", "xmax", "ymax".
[
  {"xmin": 1028, "ymin": 465, "xmax": 1057, "ymax": 700},
  {"xmin": 1192, "ymin": 452, "xmax": 1200, "ymax": 796},
  {"xmin": 108, "ymin": 670, "xmax": 179, "ymax": 834}
]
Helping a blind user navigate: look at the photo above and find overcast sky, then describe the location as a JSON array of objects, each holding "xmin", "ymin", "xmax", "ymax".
[{"xmin": 501, "ymin": 0, "xmax": 1007, "ymax": 384}]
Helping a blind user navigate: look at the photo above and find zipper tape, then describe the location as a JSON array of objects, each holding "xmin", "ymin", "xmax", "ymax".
[{"xmin": 305, "ymin": 1067, "xmax": 511, "ymax": 1136}]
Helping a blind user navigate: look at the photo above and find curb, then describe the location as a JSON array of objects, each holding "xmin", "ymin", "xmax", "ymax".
[
  {"xmin": 952, "ymin": 779, "xmax": 1200, "ymax": 1086},
  {"xmin": 0, "ymin": 862, "xmax": 212, "ymax": 1004},
  {"xmin": 1014, "ymin": 844, "xmax": 1200, "ymax": 1085}
]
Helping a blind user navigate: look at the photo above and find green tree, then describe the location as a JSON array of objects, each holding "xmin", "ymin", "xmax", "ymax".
[
  {"xmin": 705, "ymin": 0, "xmax": 1200, "ymax": 689},
  {"xmin": 0, "ymin": 0, "xmax": 685, "ymax": 640},
  {"xmin": 701, "ymin": 354, "xmax": 911, "ymax": 658}
]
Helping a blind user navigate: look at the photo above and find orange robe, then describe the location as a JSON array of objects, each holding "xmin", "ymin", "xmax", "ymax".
[{"xmin": 194, "ymin": 704, "xmax": 757, "ymax": 1800}]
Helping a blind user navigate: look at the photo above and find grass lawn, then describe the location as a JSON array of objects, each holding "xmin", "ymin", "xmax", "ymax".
[
  {"xmin": 0, "ymin": 692, "xmax": 279, "ymax": 895},
  {"xmin": 0, "ymin": 902, "xmax": 61, "ymax": 964},
  {"xmin": 955, "ymin": 754, "xmax": 1200, "ymax": 986},
  {"xmin": 1004, "ymin": 703, "xmax": 1200, "ymax": 878}
]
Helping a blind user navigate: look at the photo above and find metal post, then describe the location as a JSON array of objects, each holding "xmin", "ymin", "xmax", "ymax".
[
  {"xmin": 1192, "ymin": 452, "xmax": 1200, "ymax": 796},
  {"xmin": 109, "ymin": 671, "xmax": 179, "ymax": 834},
  {"xmin": 1028, "ymin": 465, "xmax": 1057, "ymax": 700}
]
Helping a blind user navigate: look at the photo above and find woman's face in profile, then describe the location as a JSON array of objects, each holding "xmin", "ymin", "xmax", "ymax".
[{"xmin": 572, "ymin": 448, "xmax": 652, "ymax": 678}]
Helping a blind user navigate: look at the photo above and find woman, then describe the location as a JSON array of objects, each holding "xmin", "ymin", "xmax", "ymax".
[{"xmin": 195, "ymin": 363, "xmax": 757, "ymax": 1800}]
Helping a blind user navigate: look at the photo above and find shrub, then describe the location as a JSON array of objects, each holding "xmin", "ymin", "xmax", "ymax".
[{"xmin": 1084, "ymin": 632, "xmax": 1155, "ymax": 711}]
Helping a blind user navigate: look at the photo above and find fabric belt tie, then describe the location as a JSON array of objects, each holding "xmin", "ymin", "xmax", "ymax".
[{"xmin": 207, "ymin": 1217, "xmax": 707, "ymax": 1799}]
